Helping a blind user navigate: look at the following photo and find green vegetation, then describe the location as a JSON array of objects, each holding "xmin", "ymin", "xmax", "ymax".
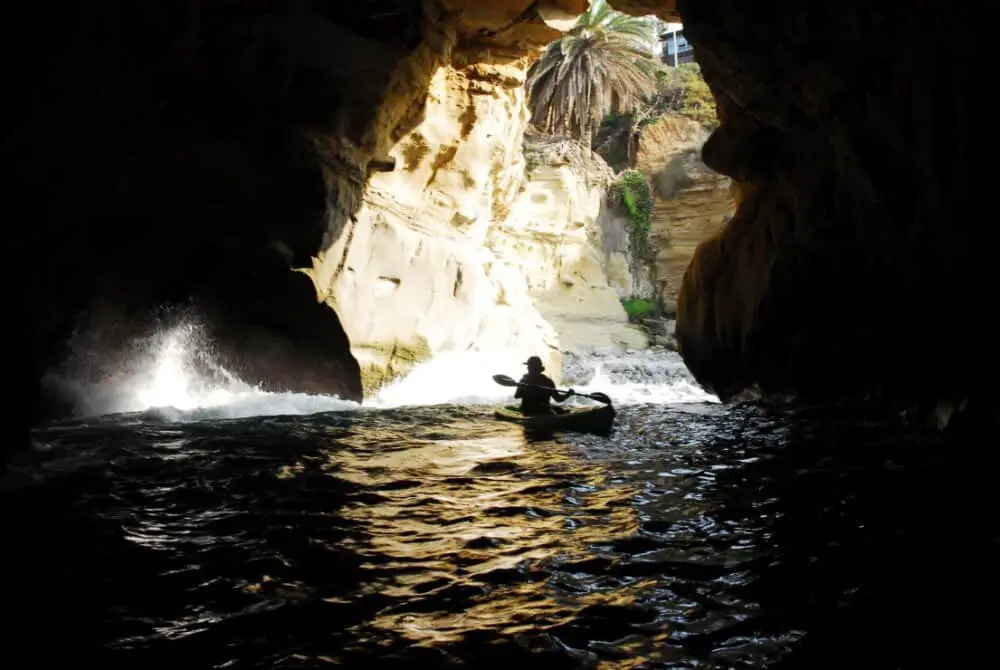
[
  {"xmin": 525, "ymin": 0, "xmax": 664, "ymax": 148},
  {"xmin": 613, "ymin": 168, "xmax": 654, "ymax": 261},
  {"xmin": 651, "ymin": 63, "xmax": 717, "ymax": 127},
  {"xmin": 594, "ymin": 63, "xmax": 718, "ymax": 171},
  {"xmin": 621, "ymin": 297, "xmax": 656, "ymax": 321},
  {"xmin": 617, "ymin": 62, "xmax": 718, "ymax": 129}
]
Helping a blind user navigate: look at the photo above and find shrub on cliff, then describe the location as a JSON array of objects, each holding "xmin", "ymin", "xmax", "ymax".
[
  {"xmin": 622, "ymin": 297, "xmax": 656, "ymax": 321},
  {"xmin": 652, "ymin": 63, "xmax": 717, "ymax": 127},
  {"xmin": 613, "ymin": 168, "xmax": 654, "ymax": 263},
  {"xmin": 594, "ymin": 63, "xmax": 717, "ymax": 170},
  {"xmin": 526, "ymin": 0, "xmax": 664, "ymax": 149}
]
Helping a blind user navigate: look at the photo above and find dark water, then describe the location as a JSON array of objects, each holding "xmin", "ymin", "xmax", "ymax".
[{"xmin": 2, "ymin": 402, "xmax": 998, "ymax": 669}]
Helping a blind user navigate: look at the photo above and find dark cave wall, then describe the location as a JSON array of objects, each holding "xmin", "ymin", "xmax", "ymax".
[
  {"xmin": 0, "ymin": 0, "xmax": 432, "ymax": 432},
  {"xmin": 0, "ymin": 0, "xmax": 605, "ymax": 442},
  {"xmin": 1, "ymin": 0, "xmax": 996, "ymax": 450},
  {"xmin": 673, "ymin": 0, "xmax": 997, "ymax": 409}
]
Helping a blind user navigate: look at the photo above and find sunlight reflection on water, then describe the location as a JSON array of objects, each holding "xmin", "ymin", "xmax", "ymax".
[{"xmin": 6, "ymin": 402, "xmax": 1000, "ymax": 668}]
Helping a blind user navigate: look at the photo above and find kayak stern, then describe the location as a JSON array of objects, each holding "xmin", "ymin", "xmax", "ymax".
[{"xmin": 494, "ymin": 403, "xmax": 615, "ymax": 436}]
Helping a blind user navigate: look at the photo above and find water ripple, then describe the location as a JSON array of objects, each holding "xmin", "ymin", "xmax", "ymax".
[{"xmin": 2, "ymin": 403, "xmax": 999, "ymax": 668}]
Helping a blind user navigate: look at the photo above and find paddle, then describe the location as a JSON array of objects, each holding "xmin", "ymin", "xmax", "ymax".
[{"xmin": 492, "ymin": 374, "xmax": 612, "ymax": 405}]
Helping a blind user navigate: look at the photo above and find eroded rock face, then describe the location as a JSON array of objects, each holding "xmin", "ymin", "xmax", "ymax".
[
  {"xmin": 7, "ymin": 0, "xmax": 989, "ymax": 445},
  {"xmin": 632, "ymin": 115, "xmax": 733, "ymax": 312},
  {"xmin": 310, "ymin": 29, "xmax": 643, "ymax": 393},
  {"xmin": 3, "ymin": 0, "xmax": 656, "ymax": 440},
  {"xmin": 633, "ymin": 115, "xmax": 711, "ymax": 176},
  {"xmin": 309, "ymin": 28, "xmax": 563, "ymax": 394},
  {"xmin": 675, "ymin": 0, "xmax": 998, "ymax": 410},
  {"xmin": 492, "ymin": 130, "xmax": 648, "ymax": 353}
]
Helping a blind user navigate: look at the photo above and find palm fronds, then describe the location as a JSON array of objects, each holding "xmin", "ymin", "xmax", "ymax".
[{"xmin": 526, "ymin": 0, "xmax": 664, "ymax": 143}]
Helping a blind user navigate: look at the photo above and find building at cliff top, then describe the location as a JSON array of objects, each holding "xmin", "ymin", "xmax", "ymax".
[{"xmin": 660, "ymin": 24, "xmax": 694, "ymax": 66}]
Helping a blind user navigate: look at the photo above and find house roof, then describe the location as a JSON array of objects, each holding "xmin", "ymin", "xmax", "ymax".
[{"xmin": 658, "ymin": 23, "xmax": 685, "ymax": 39}]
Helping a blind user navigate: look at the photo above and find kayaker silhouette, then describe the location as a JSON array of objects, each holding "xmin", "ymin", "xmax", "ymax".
[{"xmin": 515, "ymin": 356, "xmax": 573, "ymax": 415}]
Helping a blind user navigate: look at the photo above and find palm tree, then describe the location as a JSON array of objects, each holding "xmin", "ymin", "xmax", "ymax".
[{"xmin": 526, "ymin": 0, "xmax": 664, "ymax": 149}]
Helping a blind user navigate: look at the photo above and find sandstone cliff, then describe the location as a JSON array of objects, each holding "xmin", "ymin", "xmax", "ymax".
[
  {"xmin": 594, "ymin": 112, "xmax": 733, "ymax": 313},
  {"xmin": 634, "ymin": 115, "xmax": 734, "ymax": 311},
  {"xmin": 308, "ymin": 39, "xmax": 557, "ymax": 394},
  {"xmin": 8, "ymin": 0, "xmax": 999, "ymax": 443},
  {"xmin": 491, "ymin": 130, "xmax": 647, "ymax": 354},
  {"xmin": 308, "ymin": 26, "xmax": 643, "ymax": 395}
]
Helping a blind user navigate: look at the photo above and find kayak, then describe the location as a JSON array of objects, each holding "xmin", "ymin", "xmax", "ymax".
[{"xmin": 494, "ymin": 403, "xmax": 616, "ymax": 435}]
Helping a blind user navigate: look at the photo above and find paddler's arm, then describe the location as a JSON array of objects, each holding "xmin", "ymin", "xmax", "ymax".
[
  {"xmin": 514, "ymin": 375, "xmax": 527, "ymax": 398},
  {"xmin": 542, "ymin": 376, "xmax": 572, "ymax": 402},
  {"xmin": 552, "ymin": 388, "xmax": 574, "ymax": 402}
]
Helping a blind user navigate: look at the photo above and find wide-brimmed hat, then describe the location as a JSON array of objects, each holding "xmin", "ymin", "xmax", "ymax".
[{"xmin": 524, "ymin": 355, "xmax": 544, "ymax": 370}]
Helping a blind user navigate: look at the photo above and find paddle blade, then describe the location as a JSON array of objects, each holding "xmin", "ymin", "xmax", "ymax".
[
  {"xmin": 585, "ymin": 392, "xmax": 613, "ymax": 405},
  {"xmin": 492, "ymin": 374, "xmax": 518, "ymax": 387}
]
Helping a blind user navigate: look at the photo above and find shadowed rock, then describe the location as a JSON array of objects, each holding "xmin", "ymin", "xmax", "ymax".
[
  {"xmin": 0, "ymin": 0, "xmax": 995, "ymax": 449},
  {"xmin": 674, "ymin": 0, "xmax": 997, "ymax": 418}
]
